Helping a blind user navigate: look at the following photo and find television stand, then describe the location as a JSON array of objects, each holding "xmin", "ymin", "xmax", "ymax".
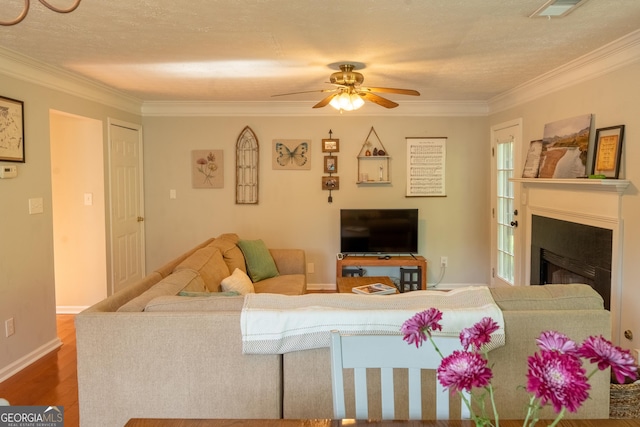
[{"xmin": 336, "ymin": 255, "xmax": 427, "ymax": 290}]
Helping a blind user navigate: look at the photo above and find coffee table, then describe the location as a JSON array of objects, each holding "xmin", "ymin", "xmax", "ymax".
[{"xmin": 336, "ymin": 276, "xmax": 397, "ymax": 294}]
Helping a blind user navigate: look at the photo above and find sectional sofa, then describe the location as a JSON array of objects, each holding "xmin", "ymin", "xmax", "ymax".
[{"xmin": 75, "ymin": 235, "xmax": 611, "ymax": 427}]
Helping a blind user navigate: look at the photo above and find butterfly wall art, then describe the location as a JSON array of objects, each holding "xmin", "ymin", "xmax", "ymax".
[{"xmin": 272, "ymin": 139, "xmax": 311, "ymax": 170}]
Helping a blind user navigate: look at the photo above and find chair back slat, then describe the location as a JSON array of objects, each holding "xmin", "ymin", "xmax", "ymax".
[
  {"xmin": 353, "ymin": 367, "xmax": 369, "ymax": 419},
  {"xmin": 330, "ymin": 330, "xmax": 471, "ymax": 420}
]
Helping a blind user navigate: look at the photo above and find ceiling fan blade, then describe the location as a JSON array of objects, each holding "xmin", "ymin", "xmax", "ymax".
[
  {"xmin": 361, "ymin": 86, "xmax": 420, "ymax": 96},
  {"xmin": 313, "ymin": 93, "xmax": 338, "ymax": 108},
  {"xmin": 359, "ymin": 92, "xmax": 399, "ymax": 109},
  {"xmin": 272, "ymin": 88, "xmax": 336, "ymax": 97}
]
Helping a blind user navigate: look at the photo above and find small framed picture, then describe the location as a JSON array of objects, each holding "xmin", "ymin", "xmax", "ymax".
[
  {"xmin": 323, "ymin": 156, "xmax": 338, "ymax": 173},
  {"xmin": 321, "ymin": 176, "xmax": 339, "ymax": 190},
  {"xmin": 0, "ymin": 95, "xmax": 25, "ymax": 163},
  {"xmin": 592, "ymin": 125, "xmax": 624, "ymax": 178},
  {"xmin": 322, "ymin": 138, "xmax": 339, "ymax": 153}
]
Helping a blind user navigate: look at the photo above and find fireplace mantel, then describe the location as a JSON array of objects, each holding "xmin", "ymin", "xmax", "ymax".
[
  {"xmin": 514, "ymin": 177, "xmax": 629, "ymax": 344},
  {"xmin": 511, "ymin": 178, "xmax": 630, "ymax": 195}
]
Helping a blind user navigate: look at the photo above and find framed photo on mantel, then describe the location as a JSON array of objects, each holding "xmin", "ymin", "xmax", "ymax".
[{"xmin": 592, "ymin": 125, "xmax": 624, "ymax": 179}]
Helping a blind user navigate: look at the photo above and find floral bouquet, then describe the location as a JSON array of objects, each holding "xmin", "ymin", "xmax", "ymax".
[{"xmin": 401, "ymin": 308, "xmax": 638, "ymax": 427}]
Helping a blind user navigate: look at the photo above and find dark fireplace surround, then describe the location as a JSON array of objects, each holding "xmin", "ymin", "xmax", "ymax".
[{"xmin": 530, "ymin": 215, "xmax": 613, "ymax": 310}]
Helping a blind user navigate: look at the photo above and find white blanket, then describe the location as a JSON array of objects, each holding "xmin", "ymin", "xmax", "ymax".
[{"xmin": 241, "ymin": 286, "xmax": 505, "ymax": 354}]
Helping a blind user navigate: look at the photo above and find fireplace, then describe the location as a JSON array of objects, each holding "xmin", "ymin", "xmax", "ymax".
[{"xmin": 531, "ymin": 215, "xmax": 612, "ymax": 309}]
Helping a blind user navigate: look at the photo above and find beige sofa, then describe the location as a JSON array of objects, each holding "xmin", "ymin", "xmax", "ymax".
[{"xmin": 75, "ymin": 237, "xmax": 611, "ymax": 427}]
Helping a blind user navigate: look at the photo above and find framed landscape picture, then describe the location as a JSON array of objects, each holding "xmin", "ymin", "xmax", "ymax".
[
  {"xmin": 0, "ymin": 96, "xmax": 25, "ymax": 162},
  {"xmin": 538, "ymin": 114, "xmax": 592, "ymax": 179}
]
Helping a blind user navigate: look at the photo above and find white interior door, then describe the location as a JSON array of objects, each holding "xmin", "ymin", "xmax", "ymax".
[
  {"xmin": 490, "ymin": 119, "xmax": 523, "ymax": 287},
  {"xmin": 109, "ymin": 120, "xmax": 145, "ymax": 294}
]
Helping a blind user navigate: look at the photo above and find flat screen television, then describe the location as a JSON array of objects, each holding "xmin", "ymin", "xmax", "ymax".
[{"xmin": 340, "ymin": 209, "xmax": 419, "ymax": 255}]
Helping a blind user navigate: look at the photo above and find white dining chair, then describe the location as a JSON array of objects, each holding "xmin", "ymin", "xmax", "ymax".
[{"xmin": 329, "ymin": 330, "xmax": 471, "ymax": 420}]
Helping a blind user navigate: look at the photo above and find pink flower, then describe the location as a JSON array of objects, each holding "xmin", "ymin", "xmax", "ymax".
[
  {"xmin": 460, "ymin": 317, "xmax": 499, "ymax": 350},
  {"xmin": 437, "ymin": 350, "xmax": 493, "ymax": 393},
  {"xmin": 578, "ymin": 335, "xmax": 638, "ymax": 384},
  {"xmin": 536, "ymin": 331, "xmax": 579, "ymax": 355},
  {"xmin": 401, "ymin": 308, "xmax": 443, "ymax": 348},
  {"xmin": 526, "ymin": 351, "xmax": 590, "ymax": 413}
]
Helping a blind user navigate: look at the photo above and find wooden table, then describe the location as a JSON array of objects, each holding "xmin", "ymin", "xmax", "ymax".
[
  {"xmin": 336, "ymin": 275, "xmax": 396, "ymax": 294},
  {"xmin": 337, "ymin": 255, "xmax": 427, "ymax": 290},
  {"xmin": 125, "ymin": 419, "xmax": 640, "ymax": 427}
]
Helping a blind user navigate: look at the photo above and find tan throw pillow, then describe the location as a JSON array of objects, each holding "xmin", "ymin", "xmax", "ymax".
[
  {"xmin": 208, "ymin": 233, "xmax": 247, "ymax": 274},
  {"xmin": 174, "ymin": 246, "xmax": 229, "ymax": 292},
  {"xmin": 220, "ymin": 268, "xmax": 255, "ymax": 295},
  {"xmin": 117, "ymin": 269, "xmax": 206, "ymax": 312}
]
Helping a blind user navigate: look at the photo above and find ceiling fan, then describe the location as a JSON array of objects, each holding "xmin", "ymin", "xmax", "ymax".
[{"xmin": 272, "ymin": 64, "xmax": 420, "ymax": 110}]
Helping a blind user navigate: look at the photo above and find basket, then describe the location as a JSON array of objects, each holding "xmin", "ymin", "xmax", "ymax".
[{"xmin": 610, "ymin": 381, "xmax": 640, "ymax": 418}]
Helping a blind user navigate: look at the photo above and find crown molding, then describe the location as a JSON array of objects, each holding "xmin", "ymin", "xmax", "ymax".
[
  {"xmin": 0, "ymin": 46, "xmax": 142, "ymax": 115},
  {"xmin": 489, "ymin": 29, "xmax": 640, "ymax": 114},
  {"xmin": 140, "ymin": 99, "xmax": 489, "ymax": 117}
]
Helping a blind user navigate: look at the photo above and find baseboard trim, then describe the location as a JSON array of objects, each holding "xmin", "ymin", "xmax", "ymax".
[
  {"xmin": 0, "ymin": 338, "xmax": 62, "ymax": 383},
  {"xmin": 56, "ymin": 306, "xmax": 88, "ymax": 314}
]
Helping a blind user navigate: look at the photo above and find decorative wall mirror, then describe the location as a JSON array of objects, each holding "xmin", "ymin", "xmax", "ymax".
[{"xmin": 236, "ymin": 126, "xmax": 259, "ymax": 204}]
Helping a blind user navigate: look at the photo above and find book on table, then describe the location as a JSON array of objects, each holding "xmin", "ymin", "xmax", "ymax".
[{"xmin": 352, "ymin": 283, "xmax": 397, "ymax": 295}]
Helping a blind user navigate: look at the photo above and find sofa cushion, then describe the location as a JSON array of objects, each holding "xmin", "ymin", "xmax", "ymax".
[
  {"xmin": 117, "ymin": 269, "xmax": 206, "ymax": 312},
  {"xmin": 237, "ymin": 239, "xmax": 279, "ymax": 282},
  {"xmin": 489, "ymin": 284, "xmax": 604, "ymax": 311},
  {"xmin": 174, "ymin": 246, "xmax": 230, "ymax": 291},
  {"xmin": 220, "ymin": 268, "xmax": 255, "ymax": 295},
  {"xmin": 208, "ymin": 233, "xmax": 247, "ymax": 274},
  {"xmin": 253, "ymin": 274, "xmax": 307, "ymax": 295}
]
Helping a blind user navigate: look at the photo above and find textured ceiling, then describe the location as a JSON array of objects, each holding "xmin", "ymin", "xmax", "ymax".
[{"xmin": 1, "ymin": 0, "xmax": 640, "ymax": 104}]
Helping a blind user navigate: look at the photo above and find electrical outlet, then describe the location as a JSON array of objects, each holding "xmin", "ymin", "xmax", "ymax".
[
  {"xmin": 440, "ymin": 256, "xmax": 448, "ymax": 268},
  {"xmin": 5, "ymin": 318, "xmax": 15, "ymax": 337},
  {"xmin": 307, "ymin": 262, "xmax": 314, "ymax": 274}
]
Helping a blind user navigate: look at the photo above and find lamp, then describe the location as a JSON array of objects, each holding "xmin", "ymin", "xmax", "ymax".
[
  {"xmin": 0, "ymin": 0, "xmax": 82, "ymax": 26},
  {"xmin": 329, "ymin": 90, "xmax": 365, "ymax": 111}
]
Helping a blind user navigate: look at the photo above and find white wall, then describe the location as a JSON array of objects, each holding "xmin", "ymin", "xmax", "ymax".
[
  {"xmin": 0, "ymin": 63, "xmax": 141, "ymax": 380},
  {"xmin": 489, "ymin": 60, "xmax": 640, "ymax": 348},
  {"xmin": 50, "ymin": 111, "xmax": 107, "ymax": 311},
  {"xmin": 141, "ymin": 115, "xmax": 490, "ymax": 287}
]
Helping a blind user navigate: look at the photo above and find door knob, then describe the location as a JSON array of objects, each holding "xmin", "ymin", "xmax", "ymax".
[
  {"xmin": 137, "ymin": 216, "xmax": 144, "ymax": 222},
  {"xmin": 510, "ymin": 220, "xmax": 518, "ymax": 227},
  {"xmin": 624, "ymin": 330, "xmax": 633, "ymax": 340}
]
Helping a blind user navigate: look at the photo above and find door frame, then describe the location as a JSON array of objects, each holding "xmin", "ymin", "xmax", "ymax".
[
  {"xmin": 107, "ymin": 118, "xmax": 145, "ymax": 295},
  {"xmin": 490, "ymin": 118, "xmax": 524, "ymax": 287}
]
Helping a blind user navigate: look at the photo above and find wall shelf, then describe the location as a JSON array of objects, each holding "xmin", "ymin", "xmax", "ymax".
[
  {"xmin": 510, "ymin": 178, "xmax": 630, "ymax": 194},
  {"xmin": 357, "ymin": 127, "xmax": 390, "ymax": 184}
]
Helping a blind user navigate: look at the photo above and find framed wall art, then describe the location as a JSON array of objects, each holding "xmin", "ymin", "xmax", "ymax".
[
  {"xmin": 0, "ymin": 95, "xmax": 25, "ymax": 163},
  {"xmin": 592, "ymin": 125, "xmax": 624, "ymax": 178},
  {"xmin": 322, "ymin": 176, "xmax": 339, "ymax": 190},
  {"xmin": 406, "ymin": 137, "xmax": 446, "ymax": 197},
  {"xmin": 272, "ymin": 139, "xmax": 310, "ymax": 170},
  {"xmin": 323, "ymin": 156, "xmax": 338, "ymax": 173},
  {"xmin": 321, "ymin": 138, "xmax": 339, "ymax": 153},
  {"xmin": 192, "ymin": 150, "xmax": 224, "ymax": 188}
]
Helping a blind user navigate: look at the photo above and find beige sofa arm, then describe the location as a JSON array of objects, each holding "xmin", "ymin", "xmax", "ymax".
[{"xmin": 269, "ymin": 249, "xmax": 306, "ymax": 275}]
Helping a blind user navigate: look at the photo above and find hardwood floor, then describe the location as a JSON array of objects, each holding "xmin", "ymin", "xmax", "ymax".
[{"xmin": 0, "ymin": 315, "xmax": 79, "ymax": 426}]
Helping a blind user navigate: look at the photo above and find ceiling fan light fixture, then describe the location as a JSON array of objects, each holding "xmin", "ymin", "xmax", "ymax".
[{"xmin": 330, "ymin": 92, "xmax": 364, "ymax": 111}]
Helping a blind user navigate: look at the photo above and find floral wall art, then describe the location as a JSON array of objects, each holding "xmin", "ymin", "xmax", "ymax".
[{"xmin": 192, "ymin": 150, "xmax": 224, "ymax": 188}]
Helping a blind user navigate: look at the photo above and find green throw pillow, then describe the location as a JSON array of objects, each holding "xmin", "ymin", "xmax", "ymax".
[
  {"xmin": 178, "ymin": 291, "xmax": 240, "ymax": 297},
  {"xmin": 237, "ymin": 239, "xmax": 279, "ymax": 282}
]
